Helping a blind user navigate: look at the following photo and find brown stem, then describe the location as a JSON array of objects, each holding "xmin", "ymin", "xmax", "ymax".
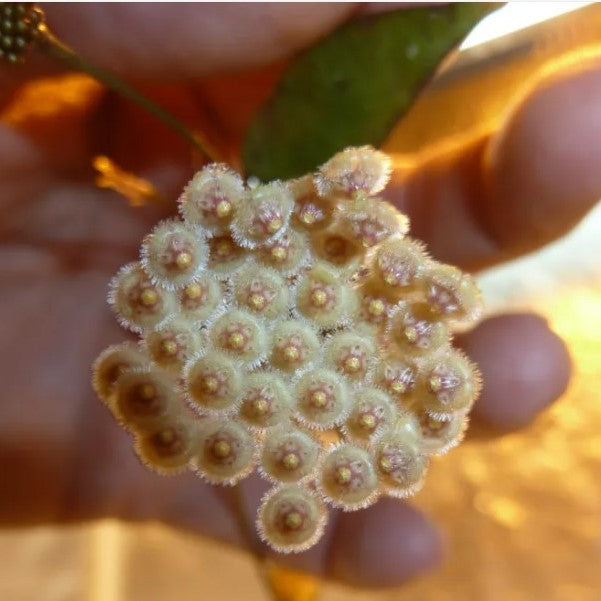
[{"xmin": 35, "ymin": 24, "xmax": 222, "ymax": 163}]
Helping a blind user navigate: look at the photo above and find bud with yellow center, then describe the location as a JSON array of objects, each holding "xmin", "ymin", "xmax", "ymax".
[
  {"xmin": 343, "ymin": 356, "xmax": 361, "ymax": 373},
  {"xmin": 311, "ymin": 390, "xmax": 328, "ymax": 408},
  {"xmin": 284, "ymin": 511, "xmax": 303, "ymax": 530},
  {"xmin": 283, "ymin": 453, "xmax": 300, "ymax": 471},
  {"xmin": 140, "ymin": 288, "xmax": 158, "ymax": 307},
  {"xmin": 184, "ymin": 283, "xmax": 202, "ymax": 299},
  {"xmin": 335, "ymin": 466, "xmax": 352, "ymax": 484},
  {"xmin": 160, "ymin": 339, "xmax": 178, "ymax": 357},
  {"xmin": 175, "ymin": 251, "xmax": 193, "ymax": 270},
  {"xmin": 215, "ymin": 199, "xmax": 232, "ymax": 218},
  {"xmin": 139, "ymin": 383, "xmax": 156, "ymax": 400},
  {"xmin": 310, "ymin": 289, "xmax": 327, "ymax": 307},
  {"xmin": 213, "ymin": 440, "xmax": 232, "ymax": 459}
]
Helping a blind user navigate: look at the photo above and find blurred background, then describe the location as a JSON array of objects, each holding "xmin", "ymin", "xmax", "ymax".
[{"xmin": 2, "ymin": 3, "xmax": 601, "ymax": 600}]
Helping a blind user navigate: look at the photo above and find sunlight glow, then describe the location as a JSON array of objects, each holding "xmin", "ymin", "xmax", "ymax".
[{"xmin": 461, "ymin": 2, "xmax": 593, "ymax": 50}]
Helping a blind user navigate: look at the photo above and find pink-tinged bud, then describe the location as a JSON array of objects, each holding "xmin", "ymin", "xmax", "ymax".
[
  {"xmin": 324, "ymin": 330, "xmax": 376, "ymax": 381},
  {"xmin": 390, "ymin": 302, "xmax": 449, "ymax": 358},
  {"xmin": 419, "ymin": 350, "xmax": 482, "ymax": 419},
  {"xmin": 296, "ymin": 263, "xmax": 354, "ymax": 329},
  {"xmin": 338, "ymin": 198, "xmax": 408, "ymax": 248},
  {"xmin": 344, "ymin": 388, "xmax": 394, "ymax": 443},
  {"xmin": 375, "ymin": 429, "xmax": 428, "ymax": 498},
  {"xmin": 261, "ymin": 427, "xmax": 320, "ymax": 483},
  {"xmin": 192, "ymin": 419, "xmax": 256, "ymax": 485},
  {"xmin": 319, "ymin": 444, "xmax": 379, "ymax": 510},
  {"xmin": 108, "ymin": 262, "xmax": 176, "ymax": 332},
  {"xmin": 420, "ymin": 263, "xmax": 483, "ymax": 325},
  {"xmin": 372, "ymin": 237, "xmax": 428, "ymax": 297},
  {"xmin": 184, "ymin": 352, "xmax": 241, "ymax": 413},
  {"xmin": 295, "ymin": 368, "xmax": 349, "ymax": 429},
  {"xmin": 179, "ymin": 163, "xmax": 245, "ymax": 233},
  {"xmin": 231, "ymin": 182, "xmax": 293, "ymax": 248},
  {"xmin": 315, "ymin": 146, "xmax": 392, "ymax": 197},
  {"xmin": 239, "ymin": 372, "xmax": 292, "ymax": 429},
  {"xmin": 233, "ymin": 266, "xmax": 289, "ymax": 319},
  {"xmin": 140, "ymin": 219, "xmax": 207, "ymax": 290}
]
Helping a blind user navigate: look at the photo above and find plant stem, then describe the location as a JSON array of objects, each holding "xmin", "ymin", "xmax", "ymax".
[{"xmin": 35, "ymin": 24, "xmax": 221, "ymax": 163}]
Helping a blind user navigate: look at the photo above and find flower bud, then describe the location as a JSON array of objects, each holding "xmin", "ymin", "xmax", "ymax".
[
  {"xmin": 324, "ymin": 330, "xmax": 375, "ymax": 381},
  {"xmin": 233, "ymin": 266, "xmax": 289, "ymax": 318},
  {"xmin": 338, "ymin": 198, "xmax": 407, "ymax": 248},
  {"xmin": 420, "ymin": 263, "xmax": 483, "ymax": 325},
  {"xmin": 354, "ymin": 281, "xmax": 392, "ymax": 330},
  {"xmin": 179, "ymin": 163, "xmax": 245, "ymax": 233},
  {"xmin": 144, "ymin": 318, "xmax": 201, "ymax": 372},
  {"xmin": 374, "ymin": 356, "xmax": 418, "ymax": 405},
  {"xmin": 184, "ymin": 352, "xmax": 241, "ymax": 413},
  {"xmin": 178, "ymin": 274, "xmax": 223, "ymax": 324},
  {"xmin": 417, "ymin": 409, "xmax": 468, "ymax": 455},
  {"xmin": 231, "ymin": 181, "xmax": 293, "ymax": 248},
  {"xmin": 193, "ymin": 419, "xmax": 256, "ymax": 485},
  {"xmin": 390, "ymin": 302, "xmax": 449, "ymax": 358},
  {"xmin": 209, "ymin": 310, "xmax": 267, "ymax": 366},
  {"xmin": 295, "ymin": 368, "xmax": 349, "ymax": 429},
  {"xmin": 270, "ymin": 320, "xmax": 320, "ymax": 373},
  {"xmin": 296, "ymin": 263, "xmax": 354, "ymax": 329},
  {"xmin": 140, "ymin": 219, "xmax": 207, "ymax": 289},
  {"xmin": 108, "ymin": 262, "xmax": 176, "ymax": 332},
  {"xmin": 315, "ymin": 146, "xmax": 392, "ymax": 197},
  {"xmin": 257, "ymin": 485, "xmax": 327, "ymax": 553},
  {"xmin": 239, "ymin": 372, "xmax": 292, "ymax": 429},
  {"xmin": 114, "ymin": 369, "xmax": 178, "ymax": 432},
  {"xmin": 289, "ymin": 175, "xmax": 334, "ymax": 231},
  {"xmin": 92, "ymin": 342, "xmax": 148, "ymax": 409},
  {"xmin": 419, "ymin": 350, "xmax": 481, "ymax": 419},
  {"xmin": 261, "ymin": 427, "xmax": 320, "ymax": 483},
  {"xmin": 375, "ymin": 430, "xmax": 428, "ymax": 498},
  {"xmin": 372, "ymin": 237, "xmax": 428, "ymax": 298},
  {"xmin": 319, "ymin": 444, "xmax": 378, "ymax": 510},
  {"xmin": 344, "ymin": 388, "xmax": 393, "ymax": 443},
  {"xmin": 134, "ymin": 418, "xmax": 198, "ymax": 474}
]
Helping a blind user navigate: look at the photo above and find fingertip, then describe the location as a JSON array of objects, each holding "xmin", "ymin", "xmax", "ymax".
[
  {"xmin": 459, "ymin": 313, "xmax": 572, "ymax": 433},
  {"xmin": 327, "ymin": 499, "xmax": 443, "ymax": 588},
  {"xmin": 484, "ymin": 56, "xmax": 601, "ymax": 255}
]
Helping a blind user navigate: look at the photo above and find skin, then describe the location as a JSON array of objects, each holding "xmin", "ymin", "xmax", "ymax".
[{"xmin": 1, "ymin": 3, "xmax": 597, "ymax": 589}]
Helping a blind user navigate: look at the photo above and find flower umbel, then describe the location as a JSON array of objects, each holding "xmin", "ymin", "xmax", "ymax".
[{"xmin": 93, "ymin": 146, "xmax": 483, "ymax": 553}]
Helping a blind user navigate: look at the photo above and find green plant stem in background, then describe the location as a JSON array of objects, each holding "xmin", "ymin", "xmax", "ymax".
[{"xmin": 35, "ymin": 23, "xmax": 221, "ymax": 163}]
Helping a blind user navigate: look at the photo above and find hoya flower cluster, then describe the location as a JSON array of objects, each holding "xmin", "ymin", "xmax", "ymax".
[{"xmin": 93, "ymin": 146, "xmax": 482, "ymax": 553}]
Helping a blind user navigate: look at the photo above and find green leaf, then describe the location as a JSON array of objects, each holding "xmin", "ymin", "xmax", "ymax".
[{"xmin": 243, "ymin": 3, "xmax": 497, "ymax": 181}]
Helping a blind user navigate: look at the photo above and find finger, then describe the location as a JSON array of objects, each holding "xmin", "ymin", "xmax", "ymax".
[
  {"xmin": 326, "ymin": 499, "xmax": 442, "ymax": 587},
  {"xmin": 386, "ymin": 56, "xmax": 601, "ymax": 270},
  {"xmin": 457, "ymin": 313, "xmax": 571, "ymax": 433},
  {"xmin": 1, "ymin": 4, "xmax": 356, "ymax": 84}
]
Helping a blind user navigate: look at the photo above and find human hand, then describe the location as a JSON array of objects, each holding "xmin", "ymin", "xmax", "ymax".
[{"xmin": 1, "ymin": 4, "xmax": 595, "ymax": 587}]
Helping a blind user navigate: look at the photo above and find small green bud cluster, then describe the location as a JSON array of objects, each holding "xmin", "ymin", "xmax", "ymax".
[
  {"xmin": 0, "ymin": 3, "xmax": 42, "ymax": 64},
  {"xmin": 93, "ymin": 146, "xmax": 482, "ymax": 553}
]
